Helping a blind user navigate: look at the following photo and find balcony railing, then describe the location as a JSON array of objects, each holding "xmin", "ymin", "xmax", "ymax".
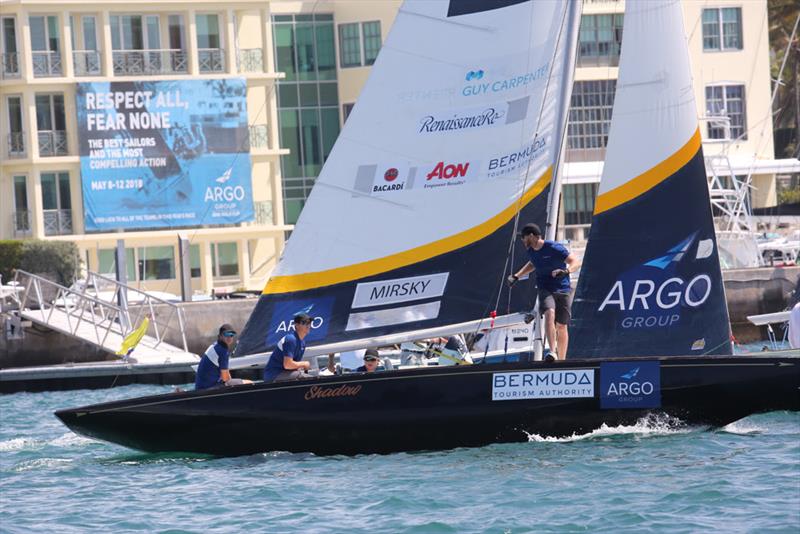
[
  {"xmin": 73, "ymin": 50, "xmax": 102, "ymax": 76},
  {"xmin": 32, "ymin": 51, "xmax": 63, "ymax": 77},
  {"xmin": 112, "ymin": 49, "xmax": 188, "ymax": 75},
  {"xmin": 238, "ymin": 49, "xmax": 263, "ymax": 73},
  {"xmin": 7, "ymin": 133, "xmax": 26, "ymax": 158},
  {"xmin": 254, "ymin": 201, "xmax": 273, "ymax": 226},
  {"xmin": 249, "ymin": 124, "xmax": 269, "ymax": 149},
  {"xmin": 43, "ymin": 209, "xmax": 73, "ymax": 236},
  {"xmin": 1, "ymin": 52, "xmax": 20, "ymax": 79},
  {"xmin": 12, "ymin": 211, "xmax": 32, "ymax": 237},
  {"xmin": 37, "ymin": 130, "xmax": 68, "ymax": 157},
  {"xmin": 198, "ymin": 48, "xmax": 225, "ymax": 73}
]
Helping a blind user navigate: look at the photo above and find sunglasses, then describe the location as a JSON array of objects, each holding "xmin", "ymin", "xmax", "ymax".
[
  {"xmin": 222, "ymin": 332, "xmax": 236, "ymax": 338},
  {"xmin": 297, "ymin": 320, "xmax": 312, "ymax": 326}
]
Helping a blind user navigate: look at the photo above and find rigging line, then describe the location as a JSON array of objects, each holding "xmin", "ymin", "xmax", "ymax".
[{"xmin": 477, "ymin": 2, "xmax": 571, "ymax": 341}]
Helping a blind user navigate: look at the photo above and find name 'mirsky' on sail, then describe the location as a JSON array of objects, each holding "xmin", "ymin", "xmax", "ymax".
[
  {"xmin": 569, "ymin": 0, "xmax": 732, "ymax": 358},
  {"xmin": 237, "ymin": 0, "xmax": 575, "ymax": 356}
]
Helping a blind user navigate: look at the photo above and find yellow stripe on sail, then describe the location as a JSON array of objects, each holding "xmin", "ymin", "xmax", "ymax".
[
  {"xmin": 594, "ymin": 128, "xmax": 702, "ymax": 215},
  {"xmin": 263, "ymin": 167, "xmax": 553, "ymax": 295},
  {"xmin": 117, "ymin": 317, "xmax": 150, "ymax": 356}
]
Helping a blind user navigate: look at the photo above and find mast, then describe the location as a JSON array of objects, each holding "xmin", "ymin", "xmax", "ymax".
[{"xmin": 535, "ymin": 0, "xmax": 582, "ymax": 360}]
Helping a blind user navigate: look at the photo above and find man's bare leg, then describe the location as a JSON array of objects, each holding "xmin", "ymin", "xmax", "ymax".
[
  {"xmin": 555, "ymin": 323, "xmax": 568, "ymax": 360},
  {"xmin": 543, "ymin": 309, "xmax": 557, "ymax": 358}
]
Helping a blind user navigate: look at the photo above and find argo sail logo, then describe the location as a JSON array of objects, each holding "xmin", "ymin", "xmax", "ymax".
[
  {"xmin": 597, "ymin": 233, "xmax": 716, "ymax": 329},
  {"xmin": 600, "ymin": 361, "xmax": 661, "ymax": 409},
  {"xmin": 266, "ymin": 298, "xmax": 335, "ymax": 346}
]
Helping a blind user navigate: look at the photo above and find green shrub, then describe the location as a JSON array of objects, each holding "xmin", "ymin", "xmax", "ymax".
[
  {"xmin": 777, "ymin": 188, "xmax": 800, "ymax": 205},
  {"xmin": 0, "ymin": 240, "xmax": 25, "ymax": 283},
  {"xmin": 19, "ymin": 240, "xmax": 80, "ymax": 286}
]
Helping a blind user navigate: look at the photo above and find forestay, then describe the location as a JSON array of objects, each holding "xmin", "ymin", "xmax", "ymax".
[
  {"xmin": 569, "ymin": 0, "xmax": 732, "ymax": 357},
  {"xmin": 238, "ymin": 0, "xmax": 575, "ymax": 356}
]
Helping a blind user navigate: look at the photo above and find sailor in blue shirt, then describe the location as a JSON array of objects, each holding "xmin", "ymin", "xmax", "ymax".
[
  {"xmin": 195, "ymin": 324, "xmax": 243, "ymax": 390},
  {"xmin": 508, "ymin": 223, "xmax": 581, "ymax": 360},
  {"xmin": 263, "ymin": 312, "xmax": 313, "ymax": 383}
]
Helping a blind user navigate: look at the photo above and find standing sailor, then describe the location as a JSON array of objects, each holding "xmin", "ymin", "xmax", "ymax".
[
  {"xmin": 195, "ymin": 324, "xmax": 251, "ymax": 390},
  {"xmin": 508, "ymin": 223, "xmax": 580, "ymax": 360},
  {"xmin": 263, "ymin": 312, "xmax": 313, "ymax": 383}
]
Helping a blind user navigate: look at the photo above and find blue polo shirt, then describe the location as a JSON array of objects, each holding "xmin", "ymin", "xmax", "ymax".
[
  {"xmin": 264, "ymin": 332, "xmax": 306, "ymax": 383},
  {"xmin": 195, "ymin": 342, "xmax": 230, "ymax": 390},
  {"xmin": 527, "ymin": 240, "xmax": 571, "ymax": 293}
]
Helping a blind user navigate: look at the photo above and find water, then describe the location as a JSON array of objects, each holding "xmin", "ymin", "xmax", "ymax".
[{"xmin": 1, "ymin": 384, "xmax": 799, "ymax": 533}]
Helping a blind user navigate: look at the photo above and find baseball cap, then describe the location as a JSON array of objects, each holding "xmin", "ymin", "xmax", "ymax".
[
  {"xmin": 364, "ymin": 348, "xmax": 380, "ymax": 361},
  {"xmin": 293, "ymin": 312, "xmax": 313, "ymax": 323},
  {"xmin": 519, "ymin": 223, "xmax": 542, "ymax": 237},
  {"xmin": 218, "ymin": 323, "xmax": 236, "ymax": 336}
]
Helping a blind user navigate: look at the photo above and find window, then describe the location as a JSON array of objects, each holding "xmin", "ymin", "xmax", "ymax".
[
  {"xmin": 211, "ymin": 242, "xmax": 239, "ymax": 277},
  {"xmin": 342, "ymin": 102, "xmax": 355, "ymax": 123},
  {"xmin": 98, "ymin": 248, "xmax": 137, "ymax": 281},
  {"xmin": 12, "ymin": 175, "xmax": 29, "ymax": 233},
  {"xmin": 567, "ymin": 80, "xmax": 616, "ymax": 150},
  {"xmin": 274, "ymin": 14, "xmax": 341, "ymax": 224},
  {"xmin": 110, "ymin": 15, "xmax": 161, "ymax": 50},
  {"xmin": 82, "ymin": 16, "xmax": 98, "ymax": 51},
  {"xmin": 338, "ymin": 21, "xmax": 382, "ymax": 68},
  {"xmin": 338, "ymin": 23, "xmax": 361, "ymax": 67},
  {"xmin": 6, "ymin": 95, "xmax": 24, "ymax": 155},
  {"xmin": 137, "ymin": 246, "xmax": 175, "ymax": 280},
  {"xmin": 563, "ymin": 183, "xmax": 599, "ymax": 226},
  {"xmin": 35, "ymin": 93, "xmax": 67, "ymax": 156},
  {"xmin": 29, "ymin": 15, "xmax": 60, "ymax": 52},
  {"xmin": 168, "ymin": 15, "xmax": 185, "ymax": 50},
  {"xmin": 2, "ymin": 16, "xmax": 19, "ymax": 76},
  {"xmin": 196, "ymin": 14, "xmax": 220, "ymax": 49},
  {"xmin": 40, "ymin": 171, "xmax": 72, "ymax": 235},
  {"xmin": 702, "ymin": 8, "xmax": 742, "ymax": 51},
  {"xmin": 189, "ymin": 244, "xmax": 201, "ymax": 278},
  {"xmin": 706, "ymin": 84, "xmax": 747, "ymax": 140},
  {"xmin": 578, "ymin": 14, "xmax": 623, "ymax": 67},
  {"xmin": 362, "ymin": 21, "xmax": 381, "ymax": 65}
]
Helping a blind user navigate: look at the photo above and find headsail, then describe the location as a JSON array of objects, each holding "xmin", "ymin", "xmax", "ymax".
[
  {"xmin": 569, "ymin": 0, "xmax": 732, "ymax": 357},
  {"xmin": 238, "ymin": 0, "xmax": 577, "ymax": 356}
]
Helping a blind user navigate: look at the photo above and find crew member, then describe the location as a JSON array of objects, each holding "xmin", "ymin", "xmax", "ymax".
[
  {"xmin": 195, "ymin": 324, "xmax": 251, "ymax": 390},
  {"xmin": 356, "ymin": 349, "xmax": 381, "ymax": 372},
  {"xmin": 508, "ymin": 223, "xmax": 580, "ymax": 360},
  {"xmin": 263, "ymin": 312, "xmax": 313, "ymax": 383}
]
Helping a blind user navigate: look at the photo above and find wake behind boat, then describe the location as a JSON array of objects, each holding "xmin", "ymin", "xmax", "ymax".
[{"xmin": 55, "ymin": 0, "xmax": 800, "ymax": 456}]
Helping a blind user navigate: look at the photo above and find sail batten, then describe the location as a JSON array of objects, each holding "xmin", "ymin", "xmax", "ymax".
[{"xmin": 238, "ymin": 0, "xmax": 575, "ymax": 356}]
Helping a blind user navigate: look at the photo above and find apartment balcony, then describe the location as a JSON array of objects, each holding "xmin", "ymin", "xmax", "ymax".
[
  {"xmin": 43, "ymin": 209, "xmax": 73, "ymax": 236},
  {"xmin": 248, "ymin": 124, "xmax": 269, "ymax": 149},
  {"xmin": 37, "ymin": 130, "xmax": 68, "ymax": 157},
  {"xmin": 32, "ymin": 51, "xmax": 63, "ymax": 77},
  {"xmin": 12, "ymin": 211, "xmax": 32, "ymax": 238},
  {"xmin": 7, "ymin": 133, "xmax": 26, "ymax": 158},
  {"xmin": 577, "ymin": 53, "xmax": 620, "ymax": 68},
  {"xmin": 113, "ymin": 49, "xmax": 188, "ymax": 76},
  {"xmin": 198, "ymin": 48, "xmax": 225, "ymax": 73},
  {"xmin": 254, "ymin": 200, "xmax": 273, "ymax": 226},
  {"xmin": 238, "ymin": 49, "xmax": 263, "ymax": 73},
  {"xmin": 1, "ymin": 52, "xmax": 20, "ymax": 79},
  {"xmin": 73, "ymin": 50, "xmax": 102, "ymax": 76}
]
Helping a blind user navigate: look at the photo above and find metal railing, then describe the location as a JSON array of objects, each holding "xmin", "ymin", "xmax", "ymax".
[
  {"xmin": 32, "ymin": 51, "xmax": 63, "ymax": 77},
  {"xmin": 7, "ymin": 132, "xmax": 26, "ymax": 158},
  {"xmin": 73, "ymin": 50, "xmax": 101, "ymax": 76},
  {"xmin": 112, "ymin": 49, "xmax": 188, "ymax": 75},
  {"xmin": 198, "ymin": 48, "xmax": 225, "ymax": 73},
  {"xmin": 37, "ymin": 130, "xmax": 68, "ymax": 157},
  {"xmin": 1, "ymin": 52, "xmax": 20, "ymax": 78},
  {"xmin": 43, "ymin": 209, "xmax": 73, "ymax": 235},
  {"xmin": 238, "ymin": 48, "xmax": 263, "ymax": 72},
  {"xmin": 249, "ymin": 124, "xmax": 269, "ymax": 149},
  {"xmin": 12, "ymin": 211, "xmax": 32, "ymax": 237},
  {"xmin": 12, "ymin": 270, "xmax": 189, "ymax": 354}
]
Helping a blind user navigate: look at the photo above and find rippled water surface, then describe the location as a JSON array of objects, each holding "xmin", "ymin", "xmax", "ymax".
[{"xmin": 1, "ymin": 383, "xmax": 798, "ymax": 533}]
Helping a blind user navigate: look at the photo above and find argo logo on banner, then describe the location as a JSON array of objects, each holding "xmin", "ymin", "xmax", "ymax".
[
  {"xmin": 266, "ymin": 298, "xmax": 335, "ymax": 346},
  {"xmin": 600, "ymin": 361, "xmax": 661, "ymax": 409},
  {"xmin": 597, "ymin": 233, "xmax": 716, "ymax": 329}
]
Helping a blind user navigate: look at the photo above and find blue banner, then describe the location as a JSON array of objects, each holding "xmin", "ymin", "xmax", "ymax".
[
  {"xmin": 76, "ymin": 79, "xmax": 254, "ymax": 230},
  {"xmin": 600, "ymin": 361, "xmax": 661, "ymax": 409}
]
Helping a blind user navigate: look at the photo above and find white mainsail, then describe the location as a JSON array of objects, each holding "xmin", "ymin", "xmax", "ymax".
[
  {"xmin": 570, "ymin": 0, "xmax": 732, "ymax": 357},
  {"xmin": 238, "ymin": 0, "xmax": 579, "ymax": 356}
]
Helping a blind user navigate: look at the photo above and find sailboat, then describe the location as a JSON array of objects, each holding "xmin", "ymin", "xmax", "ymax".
[{"xmin": 55, "ymin": 0, "xmax": 799, "ymax": 456}]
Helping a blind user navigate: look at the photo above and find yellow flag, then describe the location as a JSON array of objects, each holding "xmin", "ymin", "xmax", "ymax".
[{"xmin": 117, "ymin": 317, "xmax": 150, "ymax": 356}]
